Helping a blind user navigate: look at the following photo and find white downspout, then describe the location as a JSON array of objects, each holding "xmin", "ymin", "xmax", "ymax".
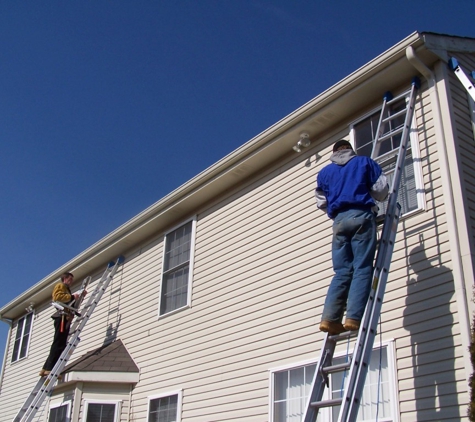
[{"xmin": 406, "ymin": 46, "xmax": 472, "ymax": 379}]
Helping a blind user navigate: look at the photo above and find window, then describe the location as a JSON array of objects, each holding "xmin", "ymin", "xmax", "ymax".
[
  {"xmin": 270, "ymin": 344, "xmax": 397, "ymax": 422},
  {"xmin": 148, "ymin": 391, "xmax": 182, "ymax": 422},
  {"xmin": 11, "ymin": 312, "xmax": 33, "ymax": 362},
  {"xmin": 84, "ymin": 401, "xmax": 119, "ymax": 422},
  {"xmin": 351, "ymin": 94, "xmax": 423, "ymax": 216},
  {"xmin": 160, "ymin": 219, "xmax": 196, "ymax": 316},
  {"xmin": 48, "ymin": 401, "xmax": 71, "ymax": 422},
  {"xmin": 273, "ymin": 362, "xmax": 316, "ymax": 422}
]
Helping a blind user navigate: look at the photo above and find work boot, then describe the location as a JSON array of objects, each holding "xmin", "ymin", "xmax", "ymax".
[
  {"xmin": 39, "ymin": 369, "xmax": 50, "ymax": 377},
  {"xmin": 344, "ymin": 319, "xmax": 360, "ymax": 331},
  {"xmin": 319, "ymin": 320, "xmax": 345, "ymax": 335}
]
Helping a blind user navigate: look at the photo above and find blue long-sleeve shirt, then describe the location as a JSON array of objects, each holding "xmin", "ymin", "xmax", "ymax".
[{"xmin": 316, "ymin": 149, "xmax": 388, "ymax": 219}]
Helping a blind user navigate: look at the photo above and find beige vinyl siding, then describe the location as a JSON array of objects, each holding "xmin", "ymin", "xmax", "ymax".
[
  {"xmin": 447, "ymin": 51, "xmax": 475, "ymax": 281},
  {"xmin": 1, "ymin": 302, "xmax": 62, "ymax": 420},
  {"xmin": 114, "ymin": 145, "xmax": 333, "ymax": 421},
  {"xmin": 391, "ymin": 86, "xmax": 469, "ymax": 420}
]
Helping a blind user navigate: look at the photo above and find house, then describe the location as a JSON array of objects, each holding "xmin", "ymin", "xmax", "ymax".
[{"xmin": 1, "ymin": 30, "xmax": 474, "ymax": 421}]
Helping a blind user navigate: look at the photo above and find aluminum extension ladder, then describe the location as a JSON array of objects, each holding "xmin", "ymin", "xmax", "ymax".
[
  {"xmin": 448, "ymin": 57, "xmax": 475, "ymax": 102},
  {"xmin": 13, "ymin": 256, "xmax": 125, "ymax": 422},
  {"xmin": 302, "ymin": 77, "xmax": 420, "ymax": 422}
]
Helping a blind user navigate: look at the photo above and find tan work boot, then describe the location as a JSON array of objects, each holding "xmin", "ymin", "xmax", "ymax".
[
  {"xmin": 39, "ymin": 369, "xmax": 50, "ymax": 377},
  {"xmin": 319, "ymin": 320, "xmax": 345, "ymax": 335},
  {"xmin": 344, "ymin": 319, "xmax": 360, "ymax": 331}
]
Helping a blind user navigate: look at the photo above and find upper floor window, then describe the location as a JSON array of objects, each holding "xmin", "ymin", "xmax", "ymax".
[
  {"xmin": 270, "ymin": 344, "xmax": 398, "ymax": 422},
  {"xmin": 351, "ymin": 95, "xmax": 424, "ymax": 216},
  {"xmin": 11, "ymin": 312, "xmax": 33, "ymax": 363},
  {"xmin": 160, "ymin": 219, "xmax": 196, "ymax": 316},
  {"xmin": 148, "ymin": 391, "xmax": 182, "ymax": 422}
]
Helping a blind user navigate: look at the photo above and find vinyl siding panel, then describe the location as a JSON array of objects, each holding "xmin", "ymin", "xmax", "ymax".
[
  {"xmin": 446, "ymin": 51, "xmax": 475, "ymax": 300},
  {"xmin": 1, "ymin": 303, "xmax": 63, "ymax": 420}
]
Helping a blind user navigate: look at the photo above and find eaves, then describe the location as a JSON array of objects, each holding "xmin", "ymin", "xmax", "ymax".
[{"xmin": 1, "ymin": 30, "xmax": 468, "ymax": 321}]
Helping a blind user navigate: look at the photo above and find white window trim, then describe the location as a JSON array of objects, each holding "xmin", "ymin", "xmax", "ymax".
[
  {"xmin": 49, "ymin": 399, "xmax": 72, "ymax": 422},
  {"xmin": 158, "ymin": 217, "xmax": 197, "ymax": 319},
  {"xmin": 82, "ymin": 399, "xmax": 122, "ymax": 422},
  {"xmin": 11, "ymin": 312, "xmax": 35, "ymax": 363},
  {"xmin": 268, "ymin": 339, "xmax": 399, "ymax": 422},
  {"xmin": 349, "ymin": 98, "xmax": 426, "ymax": 218},
  {"xmin": 147, "ymin": 389, "xmax": 183, "ymax": 422}
]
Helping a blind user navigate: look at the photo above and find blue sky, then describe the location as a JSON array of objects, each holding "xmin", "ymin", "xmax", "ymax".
[{"xmin": 1, "ymin": 1, "xmax": 475, "ymax": 366}]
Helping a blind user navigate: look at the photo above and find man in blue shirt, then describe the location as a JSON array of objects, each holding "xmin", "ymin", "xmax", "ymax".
[{"xmin": 316, "ymin": 140, "xmax": 389, "ymax": 334}]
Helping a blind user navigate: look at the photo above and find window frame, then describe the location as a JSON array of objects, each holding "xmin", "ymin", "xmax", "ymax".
[
  {"xmin": 349, "ymin": 97, "xmax": 425, "ymax": 218},
  {"xmin": 11, "ymin": 312, "xmax": 34, "ymax": 363},
  {"xmin": 158, "ymin": 217, "xmax": 197, "ymax": 318},
  {"xmin": 269, "ymin": 340, "xmax": 399, "ymax": 422},
  {"xmin": 48, "ymin": 399, "xmax": 72, "ymax": 422},
  {"xmin": 147, "ymin": 390, "xmax": 183, "ymax": 422},
  {"xmin": 82, "ymin": 399, "xmax": 121, "ymax": 422}
]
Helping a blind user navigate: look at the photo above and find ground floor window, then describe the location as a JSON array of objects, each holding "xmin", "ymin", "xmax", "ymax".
[
  {"xmin": 270, "ymin": 342, "xmax": 397, "ymax": 422},
  {"xmin": 148, "ymin": 390, "xmax": 182, "ymax": 422},
  {"xmin": 84, "ymin": 401, "xmax": 119, "ymax": 422},
  {"xmin": 48, "ymin": 401, "xmax": 71, "ymax": 422}
]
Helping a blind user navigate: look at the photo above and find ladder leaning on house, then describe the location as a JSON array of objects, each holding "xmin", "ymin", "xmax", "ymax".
[
  {"xmin": 13, "ymin": 256, "xmax": 125, "ymax": 422},
  {"xmin": 301, "ymin": 77, "xmax": 420, "ymax": 422},
  {"xmin": 448, "ymin": 57, "xmax": 475, "ymax": 102}
]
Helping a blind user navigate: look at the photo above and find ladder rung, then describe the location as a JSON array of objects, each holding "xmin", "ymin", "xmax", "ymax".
[
  {"xmin": 322, "ymin": 361, "xmax": 351, "ymax": 374},
  {"xmin": 329, "ymin": 330, "xmax": 358, "ymax": 341},
  {"xmin": 382, "ymin": 108, "xmax": 406, "ymax": 123},
  {"xmin": 311, "ymin": 398, "xmax": 343, "ymax": 408},
  {"xmin": 376, "ymin": 126, "xmax": 404, "ymax": 143},
  {"xmin": 386, "ymin": 89, "xmax": 409, "ymax": 105}
]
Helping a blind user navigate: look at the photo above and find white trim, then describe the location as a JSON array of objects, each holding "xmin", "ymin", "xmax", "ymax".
[
  {"xmin": 158, "ymin": 217, "xmax": 197, "ymax": 318},
  {"xmin": 82, "ymin": 399, "xmax": 122, "ymax": 422},
  {"xmin": 10, "ymin": 311, "xmax": 34, "ymax": 363},
  {"xmin": 63, "ymin": 370, "xmax": 139, "ymax": 383},
  {"xmin": 147, "ymin": 389, "xmax": 183, "ymax": 422}
]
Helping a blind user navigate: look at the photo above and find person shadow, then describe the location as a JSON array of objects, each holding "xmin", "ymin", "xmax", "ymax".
[
  {"xmin": 403, "ymin": 244, "xmax": 460, "ymax": 420},
  {"xmin": 102, "ymin": 315, "xmax": 121, "ymax": 347}
]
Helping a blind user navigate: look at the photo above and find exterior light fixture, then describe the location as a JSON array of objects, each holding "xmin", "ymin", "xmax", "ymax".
[{"xmin": 292, "ymin": 132, "xmax": 311, "ymax": 153}]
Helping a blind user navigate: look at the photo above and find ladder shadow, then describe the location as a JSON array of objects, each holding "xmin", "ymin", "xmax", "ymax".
[{"xmin": 403, "ymin": 244, "xmax": 459, "ymax": 420}]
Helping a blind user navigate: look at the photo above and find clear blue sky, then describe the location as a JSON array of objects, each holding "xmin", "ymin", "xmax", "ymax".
[{"xmin": 1, "ymin": 1, "xmax": 475, "ymax": 365}]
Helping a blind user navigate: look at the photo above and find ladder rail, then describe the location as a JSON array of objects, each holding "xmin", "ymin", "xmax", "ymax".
[
  {"xmin": 337, "ymin": 205, "xmax": 401, "ymax": 422},
  {"xmin": 302, "ymin": 77, "xmax": 420, "ymax": 422},
  {"xmin": 13, "ymin": 257, "xmax": 124, "ymax": 422},
  {"xmin": 449, "ymin": 57, "xmax": 475, "ymax": 102},
  {"xmin": 337, "ymin": 78, "xmax": 418, "ymax": 422}
]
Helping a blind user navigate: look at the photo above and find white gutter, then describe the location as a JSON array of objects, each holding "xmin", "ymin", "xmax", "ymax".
[{"xmin": 406, "ymin": 46, "xmax": 472, "ymax": 380}]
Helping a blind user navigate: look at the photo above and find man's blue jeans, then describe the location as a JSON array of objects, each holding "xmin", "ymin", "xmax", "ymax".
[{"xmin": 322, "ymin": 209, "xmax": 377, "ymax": 323}]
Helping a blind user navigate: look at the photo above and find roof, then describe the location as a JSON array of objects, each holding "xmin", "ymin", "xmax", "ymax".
[
  {"xmin": 61, "ymin": 339, "xmax": 140, "ymax": 384},
  {"xmin": 64, "ymin": 338, "xmax": 138, "ymax": 373},
  {"xmin": 2, "ymin": 31, "xmax": 475, "ymax": 321}
]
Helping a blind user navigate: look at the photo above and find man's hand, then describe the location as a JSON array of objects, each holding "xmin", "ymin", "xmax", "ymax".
[{"xmin": 74, "ymin": 289, "xmax": 87, "ymax": 300}]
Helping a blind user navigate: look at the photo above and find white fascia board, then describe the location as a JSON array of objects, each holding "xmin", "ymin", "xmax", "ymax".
[{"xmin": 62, "ymin": 371, "xmax": 140, "ymax": 384}]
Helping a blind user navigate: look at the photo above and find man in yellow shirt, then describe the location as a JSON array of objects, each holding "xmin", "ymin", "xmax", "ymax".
[{"xmin": 39, "ymin": 272, "xmax": 84, "ymax": 377}]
